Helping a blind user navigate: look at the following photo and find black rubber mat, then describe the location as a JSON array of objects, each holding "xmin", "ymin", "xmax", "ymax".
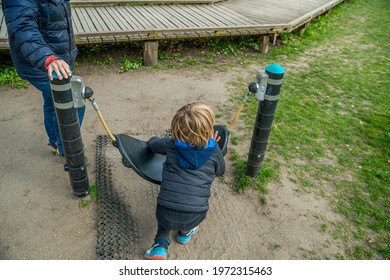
[{"xmin": 95, "ymin": 135, "xmax": 139, "ymax": 260}]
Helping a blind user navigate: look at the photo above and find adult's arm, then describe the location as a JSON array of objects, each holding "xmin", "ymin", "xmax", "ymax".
[{"xmin": 2, "ymin": 0, "xmax": 70, "ymax": 79}]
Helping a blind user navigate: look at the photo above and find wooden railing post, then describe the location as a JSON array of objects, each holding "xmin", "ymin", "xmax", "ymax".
[
  {"xmin": 143, "ymin": 41, "xmax": 159, "ymax": 66},
  {"xmin": 259, "ymin": 35, "xmax": 270, "ymax": 54}
]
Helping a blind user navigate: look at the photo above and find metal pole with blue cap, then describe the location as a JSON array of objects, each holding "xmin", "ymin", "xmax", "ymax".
[
  {"xmin": 50, "ymin": 72, "xmax": 89, "ymax": 197},
  {"xmin": 246, "ymin": 64, "xmax": 285, "ymax": 177}
]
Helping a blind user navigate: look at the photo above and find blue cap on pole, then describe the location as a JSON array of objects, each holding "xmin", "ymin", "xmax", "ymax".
[
  {"xmin": 51, "ymin": 70, "xmax": 72, "ymax": 79},
  {"xmin": 265, "ymin": 64, "xmax": 285, "ymax": 75}
]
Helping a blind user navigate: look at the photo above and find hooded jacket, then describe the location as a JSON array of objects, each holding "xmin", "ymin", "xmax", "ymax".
[
  {"xmin": 2, "ymin": 0, "xmax": 77, "ymax": 81},
  {"xmin": 148, "ymin": 136, "xmax": 226, "ymax": 213}
]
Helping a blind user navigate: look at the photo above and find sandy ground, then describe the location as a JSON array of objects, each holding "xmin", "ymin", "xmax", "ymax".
[{"xmin": 0, "ymin": 65, "xmax": 348, "ymax": 260}]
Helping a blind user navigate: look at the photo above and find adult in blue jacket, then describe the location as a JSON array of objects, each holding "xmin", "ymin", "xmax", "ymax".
[{"xmin": 2, "ymin": 0, "xmax": 85, "ymax": 156}]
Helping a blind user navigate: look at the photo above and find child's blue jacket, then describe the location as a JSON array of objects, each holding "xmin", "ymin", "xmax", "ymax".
[{"xmin": 148, "ymin": 136, "xmax": 226, "ymax": 213}]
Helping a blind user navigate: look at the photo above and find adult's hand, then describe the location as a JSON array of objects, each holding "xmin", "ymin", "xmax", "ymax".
[{"xmin": 47, "ymin": 59, "xmax": 72, "ymax": 81}]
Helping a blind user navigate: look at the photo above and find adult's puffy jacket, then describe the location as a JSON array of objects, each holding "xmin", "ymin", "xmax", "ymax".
[
  {"xmin": 2, "ymin": 0, "xmax": 77, "ymax": 81},
  {"xmin": 148, "ymin": 136, "xmax": 226, "ymax": 213}
]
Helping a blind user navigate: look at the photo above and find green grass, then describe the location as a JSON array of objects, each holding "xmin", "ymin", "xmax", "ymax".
[
  {"xmin": 209, "ymin": 0, "xmax": 388, "ymax": 259},
  {"xmin": 80, "ymin": 183, "xmax": 99, "ymax": 208},
  {"xmin": 233, "ymin": 0, "xmax": 389, "ymax": 259},
  {"xmin": 120, "ymin": 57, "xmax": 142, "ymax": 71},
  {"xmin": 0, "ymin": 52, "xmax": 28, "ymax": 88}
]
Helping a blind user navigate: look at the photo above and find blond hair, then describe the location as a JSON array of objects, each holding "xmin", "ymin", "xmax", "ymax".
[{"xmin": 171, "ymin": 102, "xmax": 215, "ymax": 147}]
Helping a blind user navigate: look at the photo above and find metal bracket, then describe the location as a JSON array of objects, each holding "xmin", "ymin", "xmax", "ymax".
[
  {"xmin": 70, "ymin": 76, "xmax": 86, "ymax": 108},
  {"xmin": 254, "ymin": 72, "xmax": 269, "ymax": 101}
]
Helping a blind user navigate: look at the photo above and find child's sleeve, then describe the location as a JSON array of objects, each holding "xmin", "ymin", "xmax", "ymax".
[
  {"xmin": 148, "ymin": 136, "xmax": 170, "ymax": 155},
  {"xmin": 215, "ymin": 148, "xmax": 226, "ymax": 177}
]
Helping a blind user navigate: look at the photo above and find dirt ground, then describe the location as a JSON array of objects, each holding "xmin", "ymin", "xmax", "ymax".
[{"xmin": 0, "ymin": 63, "xmax": 348, "ymax": 260}]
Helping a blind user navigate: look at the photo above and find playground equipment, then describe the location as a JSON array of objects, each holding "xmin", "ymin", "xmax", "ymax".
[
  {"xmin": 115, "ymin": 124, "xmax": 228, "ymax": 184},
  {"xmin": 65, "ymin": 79, "xmax": 229, "ymax": 186},
  {"xmin": 54, "ymin": 64, "xmax": 283, "ymax": 196},
  {"xmin": 245, "ymin": 64, "xmax": 285, "ymax": 177},
  {"xmin": 226, "ymin": 64, "xmax": 286, "ymax": 177},
  {"xmin": 50, "ymin": 74, "xmax": 89, "ymax": 197}
]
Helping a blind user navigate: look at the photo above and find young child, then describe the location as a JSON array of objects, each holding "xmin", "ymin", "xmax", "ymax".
[{"xmin": 144, "ymin": 102, "xmax": 226, "ymax": 260}]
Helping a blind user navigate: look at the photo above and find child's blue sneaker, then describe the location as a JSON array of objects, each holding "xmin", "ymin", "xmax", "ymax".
[
  {"xmin": 177, "ymin": 226, "xmax": 199, "ymax": 244},
  {"xmin": 144, "ymin": 243, "xmax": 167, "ymax": 260}
]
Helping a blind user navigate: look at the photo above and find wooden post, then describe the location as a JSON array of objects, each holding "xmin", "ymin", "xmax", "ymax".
[
  {"xmin": 143, "ymin": 41, "xmax": 159, "ymax": 66},
  {"xmin": 272, "ymin": 33, "xmax": 278, "ymax": 45},
  {"xmin": 259, "ymin": 35, "xmax": 270, "ymax": 54},
  {"xmin": 298, "ymin": 22, "xmax": 309, "ymax": 37}
]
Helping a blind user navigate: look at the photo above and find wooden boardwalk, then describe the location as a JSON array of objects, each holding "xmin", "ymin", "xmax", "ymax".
[{"xmin": 0, "ymin": 0, "xmax": 345, "ymax": 49}]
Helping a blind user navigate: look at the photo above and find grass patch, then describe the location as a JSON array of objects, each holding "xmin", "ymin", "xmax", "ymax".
[
  {"xmin": 231, "ymin": 149, "xmax": 280, "ymax": 204},
  {"xmin": 80, "ymin": 183, "xmax": 99, "ymax": 208},
  {"xmin": 262, "ymin": 0, "xmax": 388, "ymax": 259},
  {"xmin": 0, "ymin": 52, "xmax": 28, "ymax": 88},
  {"xmin": 226, "ymin": 0, "xmax": 389, "ymax": 259}
]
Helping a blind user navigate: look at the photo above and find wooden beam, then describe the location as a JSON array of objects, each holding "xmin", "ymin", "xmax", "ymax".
[
  {"xmin": 143, "ymin": 41, "xmax": 159, "ymax": 66},
  {"xmin": 70, "ymin": 1, "xmax": 225, "ymax": 7},
  {"xmin": 259, "ymin": 35, "xmax": 270, "ymax": 54},
  {"xmin": 298, "ymin": 22, "xmax": 309, "ymax": 37}
]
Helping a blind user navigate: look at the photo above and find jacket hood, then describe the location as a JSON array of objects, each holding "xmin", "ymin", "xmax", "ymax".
[{"xmin": 175, "ymin": 138, "xmax": 217, "ymax": 170}]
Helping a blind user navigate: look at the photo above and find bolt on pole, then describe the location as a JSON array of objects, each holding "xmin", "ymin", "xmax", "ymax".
[
  {"xmin": 50, "ymin": 75, "xmax": 89, "ymax": 197},
  {"xmin": 246, "ymin": 64, "xmax": 285, "ymax": 177}
]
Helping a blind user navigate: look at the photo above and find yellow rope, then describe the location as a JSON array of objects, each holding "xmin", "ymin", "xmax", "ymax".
[
  {"xmin": 96, "ymin": 110, "xmax": 116, "ymax": 141},
  {"xmin": 228, "ymin": 102, "xmax": 244, "ymax": 131}
]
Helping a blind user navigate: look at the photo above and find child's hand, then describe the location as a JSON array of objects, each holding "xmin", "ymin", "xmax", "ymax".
[{"xmin": 212, "ymin": 130, "xmax": 221, "ymax": 142}]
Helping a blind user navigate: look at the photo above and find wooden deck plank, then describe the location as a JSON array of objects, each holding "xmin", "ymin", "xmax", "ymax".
[
  {"xmin": 167, "ymin": 5, "xmax": 209, "ymax": 27},
  {"xmin": 73, "ymin": 9, "xmax": 89, "ymax": 33},
  {"xmin": 222, "ymin": 0, "xmax": 343, "ymax": 24},
  {"xmin": 186, "ymin": 5, "xmax": 230, "ymax": 26},
  {"xmin": 210, "ymin": 6, "xmax": 259, "ymax": 26},
  {"xmin": 0, "ymin": 9, "xmax": 7, "ymax": 39},
  {"xmin": 159, "ymin": 5, "xmax": 199, "ymax": 28},
  {"xmin": 190, "ymin": 5, "xmax": 249, "ymax": 27},
  {"xmin": 105, "ymin": 6, "xmax": 135, "ymax": 30},
  {"xmin": 87, "ymin": 7, "xmax": 110, "ymax": 31},
  {"xmin": 71, "ymin": 9, "xmax": 82, "ymax": 34},
  {"xmin": 165, "ymin": 5, "xmax": 214, "ymax": 38},
  {"xmin": 137, "ymin": 6, "xmax": 172, "ymax": 30},
  {"xmin": 185, "ymin": 5, "xmax": 227, "ymax": 26},
  {"xmin": 123, "ymin": 6, "xmax": 156, "ymax": 30},
  {"xmin": 113, "ymin": 7, "xmax": 144, "ymax": 31},
  {"xmin": 0, "ymin": 0, "xmax": 346, "ymax": 50},
  {"xmin": 135, "ymin": 7, "xmax": 161, "ymax": 29},
  {"xmin": 78, "ymin": 7, "xmax": 98, "ymax": 32},
  {"xmin": 71, "ymin": 0, "xmax": 223, "ymax": 6},
  {"xmin": 96, "ymin": 7, "xmax": 122, "ymax": 31},
  {"xmin": 157, "ymin": 5, "xmax": 205, "ymax": 39},
  {"xmin": 155, "ymin": 6, "xmax": 188, "ymax": 29},
  {"xmin": 145, "ymin": 6, "xmax": 180, "ymax": 29}
]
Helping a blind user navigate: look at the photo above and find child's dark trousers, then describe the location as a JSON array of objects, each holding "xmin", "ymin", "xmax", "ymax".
[{"xmin": 154, "ymin": 204, "xmax": 207, "ymax": 245}]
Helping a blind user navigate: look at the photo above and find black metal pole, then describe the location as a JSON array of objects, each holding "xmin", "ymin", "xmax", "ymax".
[
  {"xmin": 50, "ymin": 75, "xmax": 89, "ymax": 197},
  {"xmin": 246, "ymin": 64, "xmax": 285, "ymax": 177}
]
